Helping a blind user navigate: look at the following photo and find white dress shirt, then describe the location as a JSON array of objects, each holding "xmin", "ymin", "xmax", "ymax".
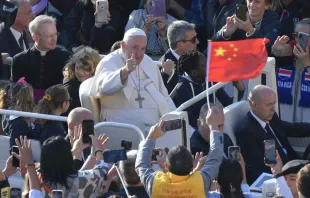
[
  {"xmin": 250, "ymin": 111, "xmax": 287, "ymax": 154},
  {"xmin": 276, "ymin": 176, "xmax": 294, "ymax": 198},
  {"xmin": 170, "ymin": 49, "xmax": 180, "ymax": 60},
  {"xmin": 10, "ymin": 27, "xmax": 26, "ymax": 50}
]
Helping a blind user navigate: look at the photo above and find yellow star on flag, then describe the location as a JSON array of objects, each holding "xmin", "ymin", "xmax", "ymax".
[{"xmin": 214, "ymin": 47, "xmax": 226, "ymax": 56}]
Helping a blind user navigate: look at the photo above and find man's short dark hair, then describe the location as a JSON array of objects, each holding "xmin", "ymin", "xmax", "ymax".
[
  {"xmin": 167, "ymin": 146, "xmax": 193, "ymax": 176},
  {"xmin": 297, "ymin": 164, "xmax": 310, "ymax": 198},
  {"xmin": 119, "ymin": 150, "xmax": 141, "ymax": 186}
]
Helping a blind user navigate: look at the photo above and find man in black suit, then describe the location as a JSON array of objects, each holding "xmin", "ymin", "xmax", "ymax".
[
  {"xmin": 11, "ymin": 15, "xmax": 71, "ymax": 102},
  {"xmin": 161, "ymin": 20, "xmax": 199, "ymax": 93},
  {"xmin": 191, "ymin": 103, "xmax": 233, "ymax": 157},
  {"xmin": 236, "ymin": 85, "xmax": 310, "ymax": 184},
  {"xmin": 0, "ymin": 0, "xmax": 34, "ymax": 79}
]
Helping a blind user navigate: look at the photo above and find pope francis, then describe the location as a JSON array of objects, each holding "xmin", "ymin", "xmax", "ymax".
[{"xmin": 93, "ymin": 28, "xmax": 176, "ymax": 132}]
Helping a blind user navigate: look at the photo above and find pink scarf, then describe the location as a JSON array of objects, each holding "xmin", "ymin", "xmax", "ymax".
[{"xmin": 32, "ymin": 0, "xmax": 48, "ymax": 16}]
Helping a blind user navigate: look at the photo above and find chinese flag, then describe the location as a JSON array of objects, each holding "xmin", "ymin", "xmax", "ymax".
[{"xmin": 207, "ymin": 38, "xmax": 269, "ymax": 82}]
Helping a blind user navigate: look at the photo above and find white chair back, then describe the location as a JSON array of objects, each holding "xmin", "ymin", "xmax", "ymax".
[
  {"xmin": 262, "ymin": 178, "xmax": 277, "ymax": 198},
  {"xmin": 80, "ymin": 77, "xmax": 101, "ymax": 122},
  {"xmin": 248, "ymin": 57, "xmax": 278, "ymax": 114},
  {"xmin": 0, "ymin": 136, "xmax": 10, "ymax": 170},
  {"xmin": 30, "ymin": 139, "xmax": 41, "ymax": 162},
  {"xmin": 94, "ymin": 122, "xmax": 145, "ymax": 150},
  {"xmin": 223, "ymin": 101, "xmax": 251, "ymax": 145},
  {"xmin": 157, "ymin": 111, "xmax": 191, "ymax": 150}
]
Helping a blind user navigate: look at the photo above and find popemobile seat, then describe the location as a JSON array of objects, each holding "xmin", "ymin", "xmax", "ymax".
[
  {"xmin": 79, "ymin": 77, "xmax": 102, "ymax": 123},
  {"xmin": 223, "ymin": 101, "xmax": 251, "ymax": 145}
]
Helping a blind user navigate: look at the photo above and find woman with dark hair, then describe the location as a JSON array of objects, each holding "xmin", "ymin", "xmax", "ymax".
[
  {"xmin": 173, "ymin": 50, "xmax": 245, "ymax": 129},
  {"xmin": 209, "ymin": 157, "xmax": 252, "ymax": 198},
  {"xmin": 271, "ymin": 0, "xmax": 310, "ymax": 67},
  {"xmin": 37, "ymin": 132, "xmax": 109, "ymax": 197},
  {"xmin": 62, "ymin": 0, "xmax": 140, "ymax": 54}
]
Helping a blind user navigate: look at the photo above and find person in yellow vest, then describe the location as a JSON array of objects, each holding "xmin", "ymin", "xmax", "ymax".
[{"xmin": 135, "ymin": 108, "xmax": 224, "ymax": 198}]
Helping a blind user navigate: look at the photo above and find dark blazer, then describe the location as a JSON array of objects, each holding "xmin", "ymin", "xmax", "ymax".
[
  {"xmin": 11, "ymin": 46, "xmax": 71, "ymax": 89},
  {"xmin": 236, "ymin": 111, "xmax": 310, "ymax": 184},
  {"xmin": 161, "ymin": 49, "xmax": 179, "ymax": 93},
  {"xmin": 191, "ymin": 131, "xmax": 233, "ymax": 157},
  {"xmin": 0, "ymin": 22, "xmax": 28, "ymax": 79},
  {"xmin": 63, "ymin": 78, "xmax": 82, "ymax": 116}
]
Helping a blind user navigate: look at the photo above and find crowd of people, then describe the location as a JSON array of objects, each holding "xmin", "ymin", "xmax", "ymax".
[{"xmin": 0, "ymin": 0, "xmax": 310, "ymax": 197}]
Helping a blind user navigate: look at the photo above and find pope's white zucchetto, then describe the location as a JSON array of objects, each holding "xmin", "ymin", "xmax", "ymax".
[{"xmin": 123, "ymin": 28, "xmax": 146, "ymax": 41}]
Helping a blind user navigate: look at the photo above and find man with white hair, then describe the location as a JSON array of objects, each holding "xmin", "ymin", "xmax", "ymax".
[
  {"xmin": 93, "ymin": 28, "xmax": 175, "ymax": 132},
  {"xmin": 11, "ymin": 15, "xmax": 71, "ymax": 102}
]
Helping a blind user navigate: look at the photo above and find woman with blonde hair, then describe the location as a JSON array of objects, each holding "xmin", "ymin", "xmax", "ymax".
[{"xmin": 63, "ymin": 46, "xmax": 100, "ymax": 116}]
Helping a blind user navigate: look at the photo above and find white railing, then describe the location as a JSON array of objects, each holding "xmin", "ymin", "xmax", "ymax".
[
  {"xmin": 0, "ymin": 109, "xmax": 67, "ymax": 122},
  {"xmin": 176, "ymin": 82, "xmax": 228, "ymax": 112}
]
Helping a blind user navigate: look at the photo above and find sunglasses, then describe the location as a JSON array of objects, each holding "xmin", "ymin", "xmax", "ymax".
[{"xmin": 180, "ymin": 35, "xmax": 197, "ymax": 44}]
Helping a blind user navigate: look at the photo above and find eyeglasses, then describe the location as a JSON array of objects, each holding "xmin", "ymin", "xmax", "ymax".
[
  {"xmin": 67, "ymin": 97, "xmax": 73, "ymax": 103},
  {"xmin": 293, "ymin": 32, "xmax": 310, "ymax": 39},
  {"xmin": 180, "ymin": 35, "xmax": 197, "ymax": 44},
  {"xmin": 38, "ymin": 32, "xmax": 60, "ymax": 39}
]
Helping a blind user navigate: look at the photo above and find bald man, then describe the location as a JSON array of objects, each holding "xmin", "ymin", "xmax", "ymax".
[
  {"xmin": 191, "ymin": 103, "xmax": 233, "ymax": 157},
  {"xmin": 236, "ymin": 85, "xmax": 310, "ymax": 184},
  {"xmin": 67, "ymin": 107, "xmax": 93, "ymax": 167}
]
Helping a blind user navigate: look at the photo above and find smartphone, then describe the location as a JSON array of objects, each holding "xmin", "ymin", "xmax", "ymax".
[
  {"xmin": 52, "ymin": 190, "xmax": 64, "ymax": 198},
  {"xmin": 297, "ymin": 32, "xmax": 309, "ymax": 51},
  {"xmin": 11, "ymin": 146, "xmax": 19, "ymax": 168},
  {"xmin": 10, "ymin": 188, "xmax": 21, "ymax": 198},
  {"xmin": 228, "ymin": 146, "xmax": 240, "ymax": 161},
  {"xmin": 264, "ymin": 139, "xmax": 277, "ymax": 164},
  {"xmin": 147, "ymin": 0, "xmax": 166, "ymax": 17},
  {"xmin": 82, "ymin": 120, "xmax": 94, "ymax": 144},
  {"xmin": 96, "ymin": 0, "xmax": 108, "ymax": 23},
  {"xmin": 236, "ymin": 4, "xmax": 247, "ymax": 21},
  {"xmin": 121, "ymin": 140, "xmax": 132, "ymax": 150},
  {"xmin": 1, "ymin": 187, "xmax": 10, "ymax": 198},
  {"xmin": 162, "ymin": 119, "xmax": 182, "ymax": 132},
  {"xmin": 152, "ymin": 150, "xmax": 161, "ymax": 161},
  {"xmin": 103, "ymin": 149, "xmax": 127, "ymax": 163}
]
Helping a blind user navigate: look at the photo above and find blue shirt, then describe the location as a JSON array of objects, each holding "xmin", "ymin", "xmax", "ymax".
[{"xmin": 184, "ymin": 0, "xmax": 206, "ymax": 28}]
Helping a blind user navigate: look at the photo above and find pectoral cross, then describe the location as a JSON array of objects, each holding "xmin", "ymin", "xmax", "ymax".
[{"xmin": 135, "ymin": 92, "xmax": 145, "ymax": 108}]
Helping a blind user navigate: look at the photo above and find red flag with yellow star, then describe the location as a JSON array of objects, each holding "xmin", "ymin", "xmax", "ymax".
[{"xmin": 207, "ymin": 38, "xmax": 268, "ymax": 82}]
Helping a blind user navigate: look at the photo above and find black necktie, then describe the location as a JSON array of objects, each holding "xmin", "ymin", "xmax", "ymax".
[
  {"xmin": 18, "ymin": 34, "xmax": 24, "ymax": 51},
  {"xmin": 265, "ymin": 123, "xmax": 289, "ymax": 163}
]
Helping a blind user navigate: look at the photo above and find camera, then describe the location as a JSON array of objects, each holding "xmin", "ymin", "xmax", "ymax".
[{"xmin": 121, "ymin": 140, "xmax": 132, "ymax": 150}]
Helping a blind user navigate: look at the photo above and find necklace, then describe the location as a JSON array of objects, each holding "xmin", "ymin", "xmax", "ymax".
[{"xmin": 130, "ymin": 66, "xmax": 145, "ymax": 108}]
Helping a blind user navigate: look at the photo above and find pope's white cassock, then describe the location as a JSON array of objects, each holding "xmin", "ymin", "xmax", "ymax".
[{"xmin": 91, "ymin": 41, "xmax": 176, "ymax": 132}]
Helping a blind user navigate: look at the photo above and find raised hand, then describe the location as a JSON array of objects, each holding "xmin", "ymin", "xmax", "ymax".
[
  {"xmin": 144, "ymin": 15, "xmax": 156, "ymax": 34},
  {"xmin": 234, "ymin": 12, "xmax": 254, "ymax": 34},
  {"xmin": 223, "ymin": 16, "xmax": 237, "ymax": 38},
  {"xmin": 147, "ymin": 121, "xmax": 165, "ymax": 141},
  {"xmin": 125, "ymin": 54, "xmax": 138, "ymax": 73},
  {"xmin": 71, "ymin": 125, "xmax": 90, "ymax": 157}
]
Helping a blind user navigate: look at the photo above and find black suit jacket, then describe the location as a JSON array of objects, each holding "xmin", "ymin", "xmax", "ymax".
[
  {"xmin": 236, "ymin": 111, "xmax": 310, "ymax": 184},
  {"xmin": 11, "ymin": 46, "xmax": 71, "ymax": 89},
  {"xmin": 161, "ymin": 49, "xmax": 179, "ymax": 93},
  {"xmin": 0, "ymin": 22, "xmax": 29, "ymax": 79}
]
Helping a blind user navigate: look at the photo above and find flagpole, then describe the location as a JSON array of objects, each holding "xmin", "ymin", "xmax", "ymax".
[{"xmin": 206, "ymin": 41, "xmax": 212, "ymax": 110}]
